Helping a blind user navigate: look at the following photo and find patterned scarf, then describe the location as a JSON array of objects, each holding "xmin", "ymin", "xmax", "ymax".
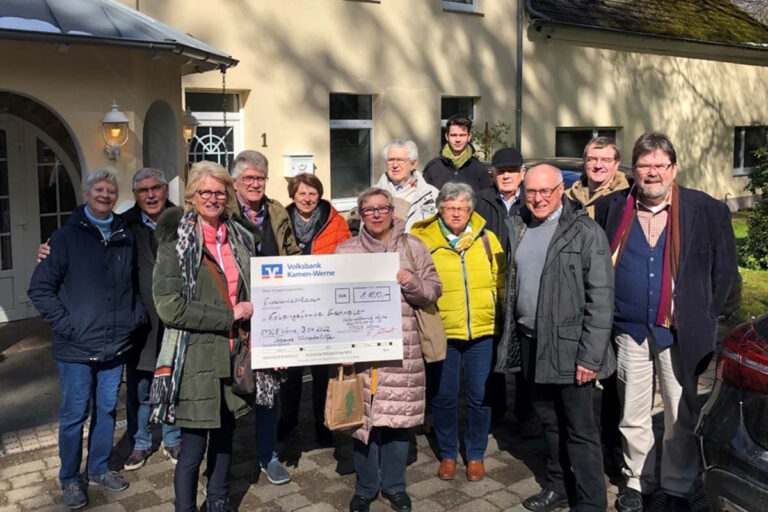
[
  {"xmin": 150, "ymin": 209, "xmax": 279, "ymax": 423},
  {"xmin": 438, "ymin": 217, "xmax": 474, "ymax": 252},
  {"xmin": 609, "ymin": 183, "xmax": 681, "ymax": 328},
  {"xmin": 291, "ymin": 205, "xmax": 324, "ymax": 251}
]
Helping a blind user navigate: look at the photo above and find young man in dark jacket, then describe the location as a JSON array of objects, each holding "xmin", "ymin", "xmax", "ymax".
[
  {"xmin": 595, "ymin": 133, "xmax": 737, "ymax": 512},
  {"xmin": 29, "ymin": 170, "xmax": 146, "ymax": 509},
  {"xmin": 423, "ymin": 114, "xmax": 491, "ymax": 192},
  {"xmin": 498, "ymin": 165, "xmax": 615, "ymax": 512}
]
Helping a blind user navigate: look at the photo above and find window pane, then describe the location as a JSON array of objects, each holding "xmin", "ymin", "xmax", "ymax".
[
  {"xmin": 188, "ymin": 126, "xmax": 235, "ymax": 167},
  {"xmin": 37, "ymin": 139, "xmax": 56, "ymax": 165},
  {"xmin": 185, "ymin": 92, "xmax": 240, "ymax": 113},
  {"xmin": 744, "ymin": 127, "xmax": 768, "ymax": 168},
  {"xmin": 330, "ymin": 94, "xmax": 372, "ymax": 120},
  {"xmin": 40, "ymin": 215, "xmax": 58, "ymax": 244},
  {"xmin": 38, "ymin": 165, "xmax": 57, "ymax": 214},
  {"xmin": 441, "ymin": 97, "xmax": 474, "ymax": 120},
  {"xmin": 330, "ymin": 129, "xmax": 371, "ymax": 198},
  {"xmin": 597, "ymin": 129, "xmax": 617, "ymax": 139},
  {"xmin": 0, "ymin": 234, "xmax": 11, "ymax": 270},
  {"xmin": 0, "ymin": 197, "xmax": 9, "ymax": 233},
  {"xmin": 0, "ymin": 129, "xmax": 6, "ymax": 159},
  {"xmin": 555, "ymin": 130, "xmax": 593, "ymax": 158},
  {"xmin": 57, "ymin": 165, "xmax": 77, "ymax": 212},
  {"xmin": 734, "ymin": 129, "xmax": 743, "ymax": 168},
  {"xmin": 0, "ymin": 160, "xmax": 8, "ymax": 196}
]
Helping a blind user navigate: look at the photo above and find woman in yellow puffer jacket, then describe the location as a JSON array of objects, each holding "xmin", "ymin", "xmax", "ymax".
[{"xmin": 411, "ymin": 181, "xmax": 505, "ymax": 484}]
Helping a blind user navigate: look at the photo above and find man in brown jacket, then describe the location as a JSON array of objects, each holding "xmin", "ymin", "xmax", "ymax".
[{"xmin": 565, "ymin": 136, "xmax": 630, "ymax": 218}]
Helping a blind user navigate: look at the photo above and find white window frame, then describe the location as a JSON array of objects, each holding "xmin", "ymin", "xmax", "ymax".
[
  {"xmin": 440, "ymin": 96, "xmax": 476, "ymax": 129},
  {"xmin": 734, "ymin": 125, "xmax": 768, "ymax": 177},
  {"xmin": 186, "ymin": 111, "xmax": 244, "ymax": 165},
  {"xmin": 444, "ymin": 0, "xmax": 478, "ymax": 13},
  {"xmin": 330, "ymin": 109, "xmax": 374, "ymax": 212}
]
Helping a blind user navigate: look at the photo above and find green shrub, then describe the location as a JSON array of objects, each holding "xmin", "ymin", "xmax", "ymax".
[{"xmin": 743, "ymin": 145, "xmax": 768, "ymax": 269}]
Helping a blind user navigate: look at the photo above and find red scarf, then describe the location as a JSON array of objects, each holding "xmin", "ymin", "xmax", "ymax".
[{"xmin": 609, "ymin": 183, "xmax": 680, "ymax": 328}]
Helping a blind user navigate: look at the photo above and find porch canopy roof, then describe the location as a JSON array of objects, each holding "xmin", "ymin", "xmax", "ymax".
[{"xmin": 0, "ymin": 0, "xmax": 237, "ymax": 73}]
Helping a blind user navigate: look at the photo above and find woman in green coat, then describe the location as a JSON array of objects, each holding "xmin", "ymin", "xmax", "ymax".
[{"xmin": 151, "ymin": 161, "xmax": 276, "ymax": 512}]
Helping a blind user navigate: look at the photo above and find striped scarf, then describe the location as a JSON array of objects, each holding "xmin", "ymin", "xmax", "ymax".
[{"xmin": 609, "ymin": 183, "xmax": 680, "ymax": 328}]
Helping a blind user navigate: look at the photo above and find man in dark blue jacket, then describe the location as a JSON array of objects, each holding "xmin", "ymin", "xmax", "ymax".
[
  {"xmin": 594, "ymin": 133, "xmax": 738, "ymax": 512},
  {"xmin": 29, "ymin": 170, "xmax": 146, "ymax": 510}
]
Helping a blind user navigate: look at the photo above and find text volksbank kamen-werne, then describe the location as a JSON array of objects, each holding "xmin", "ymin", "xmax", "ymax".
[{"xmin": 285, "ymin": 262, "xmax": 335, "ymax": 278}]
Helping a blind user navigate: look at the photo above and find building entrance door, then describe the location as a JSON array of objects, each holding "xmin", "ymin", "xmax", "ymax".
[{"xmin": 0, "ymin": 115, "xmax": 79, "ymax": 322}]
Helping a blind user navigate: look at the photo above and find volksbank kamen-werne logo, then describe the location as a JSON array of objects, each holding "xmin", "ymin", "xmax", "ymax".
[{"xmin": 261, "ymin": 263, "xmax": 283, "ymax": 279}]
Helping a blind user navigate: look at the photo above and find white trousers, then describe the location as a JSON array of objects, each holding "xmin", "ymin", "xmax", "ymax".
[{"xmin": 615, "ymin": 331, "xmax": 700, "ymax": 496}]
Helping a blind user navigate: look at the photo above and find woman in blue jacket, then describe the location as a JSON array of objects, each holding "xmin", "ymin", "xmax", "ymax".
[{"xmin": 28, "ymin": 169, "xmax": 145, "ymax": 510}]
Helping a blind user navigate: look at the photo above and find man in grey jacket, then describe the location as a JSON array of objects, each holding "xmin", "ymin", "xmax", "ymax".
[{"xmin": 499, "ymin": 165, "xmax": 615, "ymax": 512}]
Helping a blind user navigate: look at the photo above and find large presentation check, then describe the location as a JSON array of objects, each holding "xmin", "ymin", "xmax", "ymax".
[{"xmin": 250, "ymin": 253, "xmax": 403, "ymax": 369}]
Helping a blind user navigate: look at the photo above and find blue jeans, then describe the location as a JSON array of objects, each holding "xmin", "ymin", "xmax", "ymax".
[
  {"xmin": 56, "ymin": 357, "xmax": 124, "ymax": 485},
  {"xmin": 255, "ymin": 397, "xmax": 280, "ymax": 467},
  {"xmin": 126, "ymin": 367, "xmax": 180, "ymax": 450},
  {"xmin": 353, "ymin": 427, "xmax": 410, "ymax": 499},
  {"xmin": 431, "ymin": 336, "xmax": 493, "ymax": 462}
]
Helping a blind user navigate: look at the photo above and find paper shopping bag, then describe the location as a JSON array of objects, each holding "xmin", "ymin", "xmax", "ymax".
[{"xmin": 324, "ymin": 366, "xmax": 364, "ymax": 431}]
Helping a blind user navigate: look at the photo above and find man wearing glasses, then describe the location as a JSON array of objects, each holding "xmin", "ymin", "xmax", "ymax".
[
  {"xmin": 594, "ymin": 132, "xmax": 737, "ymax": 512},
  {"xmin": 498, "ymin": 164, "xmax": 614, "ymax": 511},
  {"xmin": 231, "ymin": 150, "xmax": 301, "ymax": 257},
  {"xmin": 566, "ymin": 136, "xmax": 630, "ymax": 218}
]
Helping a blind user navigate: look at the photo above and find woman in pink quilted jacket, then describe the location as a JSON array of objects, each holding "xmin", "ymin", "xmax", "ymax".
[{"xmin": 335, "ymin": 187, "xmax": 442, "ymax": 512}]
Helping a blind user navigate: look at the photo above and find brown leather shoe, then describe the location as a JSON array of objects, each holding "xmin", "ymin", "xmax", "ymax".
[
  {"xmin": 466, "ymin": 460, "xmax": 485, "ymax": 481},
  {"xmin": 437, "ymin": 459, "xmax": 456, "ymax": 480}
]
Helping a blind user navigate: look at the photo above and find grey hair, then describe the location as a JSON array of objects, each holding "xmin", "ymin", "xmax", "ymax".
[
  {"xmin": 132, "ymin": 167, "xmax": 167, "ymax": 190},
  {"xmin": 82, "ymin": 169, "xmax": 118, "ymax": 194},
  {"xmin": 436, "ymin": 182, "xmax": 476, "ymax": 212},
  {"xmin": 357, "ymin": 187, "xmax": 394, "ymax": 212},
  {"xmin": 381, "ymin": 139, "xmax": 418, "ymax": 162},
  {"xmin": 231, "ymin": 150, "xmax": 269, "ymax": 179}
]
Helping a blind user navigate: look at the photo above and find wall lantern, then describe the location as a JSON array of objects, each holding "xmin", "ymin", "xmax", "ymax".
[
  {"xmin": 101, "ymin": 101, "xmax": 130, "ymax": 160},
  {"xmin": 182, "ymin": 108, "xmax": 200, "ymax": 148}
]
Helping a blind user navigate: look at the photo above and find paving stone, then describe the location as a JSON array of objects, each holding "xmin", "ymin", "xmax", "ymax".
[
  {"xmin": 458, "ymin": 476, "xmax": 505, "ymax": 498},
  {"xmin": 9, "ymin": 471, "xmax": 42, "ymax": 490},
  {"xmin": 153, "ymin": 484, "xmax": 175, "ymax": 501},
  {"xmin": 275, "ymin": 492, "xmax": 312, "ymax": 511},
  {"xmin": 19, "ymin": 492, "xmax": 55, "ymax": 510},
  {"xmin": 250, "ymin": 481, "xmax": 303, "ymax": 502},
  {"xmin": 0, "ymin": 506, "xmax": 21, "ymax": 512},
  {"xmin": 0, "ymin": 460, "xmax": 45, "ymax": 480},
  {"xmin": 407, "ymin": 476, "xmax": 453, "ymax": 499},
  {"xmin": 295, "ymin": 504, "xmax": 338, "ymax": 512},
  {"xmin": 454, "ymin": 498, "xmax": 500, "ymax": 511},
  {"xmin": 89, "ymin": 503, "xmax": 126, "ymax": 512},
  {"xmin": 4, "ymin": 485, "xmax": 43, "ymax": 504},
  {"xmin": 485, "ymin": 488, "xmax": 522, "ymax": 509},
  {"xmin": 481, "ymin": 456, "xmax": 508, "ymax": 472},
  {"xmin": 506, "ymin": 476, "xmax": 542, "ymax": 500},
  {"xmin": 411, "ymin": 498, "xmax": 443, "ymax": 511},
  {"xmin": 0, "ymin": 480, "xmax": 11, "ymax": 492},
  {"xmin": 430, "ymin": 488, "xmax": 473, "ymax": 508}
]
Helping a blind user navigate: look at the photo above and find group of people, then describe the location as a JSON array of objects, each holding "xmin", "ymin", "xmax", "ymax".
[{"xmin": 26, "ymin": 113, "xmax": 737, "ymax": 512}]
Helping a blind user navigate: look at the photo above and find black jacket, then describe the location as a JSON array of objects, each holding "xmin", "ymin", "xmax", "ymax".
[
  {"xmin": 422, "ymin": 148, "xmax": 492, "ymax": 192},
  {"xmin": 122, "ymin": 201, "xmax": 174, "ymax": 372},
  {"xmin": 475, "ymin": 187, "xmax": 524, "ymax": 253},
  {"xmin": 28, "ymin": 205, "xmax": 146, "ymax": 363},
  {"xmin": 594, "ymin": 186, "xmax": 738, "ymax": 376},
  {"xmin": 497, "ymin": 198, "xmax": 616, "ymax": 384}
]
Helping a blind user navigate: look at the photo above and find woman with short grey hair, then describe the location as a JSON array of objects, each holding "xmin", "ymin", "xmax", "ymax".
[
  {"xmin": 411, "ymin": 181, "xmax": 505, "ymax": 483},
  {"xmin": 29, "ymin": 169, "xmax": 146, "ymax": 508}
]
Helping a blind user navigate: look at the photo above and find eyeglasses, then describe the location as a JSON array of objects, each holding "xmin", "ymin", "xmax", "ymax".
[
  {"xmin": 360, "ymin": 205, "xmax": 393, "ymax": 217},
  {"xmin": 134, "ymin": 184, "xmax": 165, "ymax": 195},
  {"xmin": 635, "ymin": 162, "xmax": 673, "ymax": 173},
  {"xmin": 196, "ymin": 190, "xmax": 227, "ymax": 200},
  {"xmin": 238, "ymin": 175, "xmax": 268, "ymax": 185},
  {"xmin": 441, "ymin": 206, "xmax": 471, "ymax": 215},
  {"xmin": 524, "ymin": 184, "xmax": 563, "ymax": 199},
  {"xmin": 585, "ymin": 157, "xmax": 616, "ymax": 165},
  {"xmin": 386, "ymin": 158, "xmax": 411, "ymax": 166}
]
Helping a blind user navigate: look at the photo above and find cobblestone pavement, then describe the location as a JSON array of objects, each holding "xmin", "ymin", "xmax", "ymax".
[{"xmin": 0, "ymin": 368, "xmax": 715, "ymax": 512}]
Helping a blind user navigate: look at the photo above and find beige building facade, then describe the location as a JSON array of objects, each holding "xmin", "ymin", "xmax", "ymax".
[{"xmin": 134, "ymin": 0, "xmax": 768, "ymax": 211}]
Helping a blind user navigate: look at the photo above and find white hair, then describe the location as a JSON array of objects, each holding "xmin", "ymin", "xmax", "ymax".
[
  {"xmin": 82, "ymin": 169, "xmax": 118, "ymax": 194},
  {"xmin": 382, "ymin": 139, "xmax": 418, "ymax": 162}
]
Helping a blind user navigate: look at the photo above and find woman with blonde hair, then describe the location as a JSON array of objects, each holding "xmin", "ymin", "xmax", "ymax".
[{"xmin": 150, "ymin": 161, "xmax": 273, "ymax": 512}]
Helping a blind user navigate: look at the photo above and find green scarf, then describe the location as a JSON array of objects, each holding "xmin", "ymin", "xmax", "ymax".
[
  {"xmin": 438, "ymin": 217, "xmax": 474, "ymax": 251},
  {"xmin": 442, "ymin": 143, "xmax": 473, "ymax": 170}
]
